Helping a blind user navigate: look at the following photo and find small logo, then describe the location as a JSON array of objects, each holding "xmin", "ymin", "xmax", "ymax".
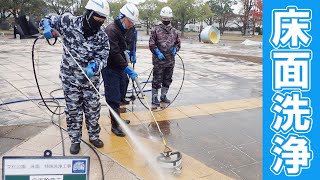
[{"xmin": 72, "ymin": 160, "xmax": 86, "ymax": 173}]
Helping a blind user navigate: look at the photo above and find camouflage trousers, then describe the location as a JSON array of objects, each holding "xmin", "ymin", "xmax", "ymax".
[
  {"xmin": 152, "ymin": 65, "xmax": 174, "ymax": 89},
  {"xmin": 62, "ymin": 75, "xmax": 101, "ymax": 144}
]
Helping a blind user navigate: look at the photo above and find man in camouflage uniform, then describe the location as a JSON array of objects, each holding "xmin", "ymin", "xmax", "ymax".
[
  {"xmin": 149, "ymin": 6, "xmax": 181, "ymax": 107},
  {"xmin": 40, "ymin": 0, "xmax": 110, "ymax": 154}
]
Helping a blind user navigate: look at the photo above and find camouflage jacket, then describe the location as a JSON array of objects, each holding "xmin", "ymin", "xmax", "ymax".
[
  {"xmin": 149, "ymin": 24, "xmax": 181, "ymax": 66},
  {"xmin": 44, "ymin": 14, "xmax": 110, "ymax": 80}
]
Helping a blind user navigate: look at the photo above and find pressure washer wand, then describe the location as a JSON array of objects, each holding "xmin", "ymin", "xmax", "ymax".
[
  {"xmin": 134, "ymin": 76, "xmax": 171, "ymax": 153},
  {"xmin": 124, "ymin": 51, "xmax": 171, "ymax": 153},
  {"xmin": 51, "ymin": 29, "xmax": 122, "ymax": 123}
]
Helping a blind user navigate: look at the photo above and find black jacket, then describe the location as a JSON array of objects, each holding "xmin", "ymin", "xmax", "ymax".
[
  {"xmin": 104, "ymin": 19, "xmax": 128, "ymax": 71},
  {"xmin": 125, "ymin": 26, "xmax": 137, "ymax": 52}
]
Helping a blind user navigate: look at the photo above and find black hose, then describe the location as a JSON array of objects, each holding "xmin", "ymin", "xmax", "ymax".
[
  {"xmin": 133, "ymin": 53, "xmax": 185, "ymax": 112},
  {"xmin": 32, "ymin": 36, "xmax": 105, "ymax": 180},
  {"xmin": 32, "ymin": 36, "xmax": 63, "ymax": 115}
]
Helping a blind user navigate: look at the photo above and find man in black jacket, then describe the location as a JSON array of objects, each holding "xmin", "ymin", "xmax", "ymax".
[{"xmin": 102, "ymin": 3, "xmax": 139, "ymax": 137}]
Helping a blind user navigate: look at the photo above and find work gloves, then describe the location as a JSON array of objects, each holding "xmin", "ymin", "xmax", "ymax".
[
  {"xmin": 127, "ymin": 50, "xmax": 137, "ymax": 64},
  {"xmin": 171, "ymin": 47, "xmax": 177, "ymax": 56},
  {"xmin": 41, "ymin": 19, "xmax": 57, "ymax": 39},
  {"xmin": 124, "ymin": 66, "xmax": 138, "ymax": 80},
  {"xmin": 85, "ymin": 61, "xmax": 98, "ymax": 78},
  {"xmin": 154, "ymin": 48, "xmax": 165, "ymax": 61}
]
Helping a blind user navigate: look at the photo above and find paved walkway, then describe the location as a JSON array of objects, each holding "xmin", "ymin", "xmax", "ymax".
[{"xmin": 0, "ymin": 35, "xmax": 262, "ymax": 179}]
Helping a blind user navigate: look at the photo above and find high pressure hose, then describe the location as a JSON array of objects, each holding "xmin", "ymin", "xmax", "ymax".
[
  {"xmin": 132, "ymin": 53, "xmax": 185, "ymax": 112},
  {"xmin": 32, "ymin": 33, "xmax": 106, "ymax": 180},
  {"xmin": 32, "ymin": 35, "xmax": 64, "ymax": 115}
]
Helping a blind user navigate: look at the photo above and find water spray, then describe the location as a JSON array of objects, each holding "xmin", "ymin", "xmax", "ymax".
[
  {"xmin": 40, "ymin": 28, "xmax": 182, "ymax": 175},
  {"xmin": 124, "ymin": 51, "xmax": 183, "ymax": 174}
]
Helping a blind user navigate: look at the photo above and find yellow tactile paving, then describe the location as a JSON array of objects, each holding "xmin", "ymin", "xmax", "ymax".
[
  {"xmin": 157, "ymin": 107, "xmax": 188, "ymax": 120},
  {"xmin": 96, "ymin": 122, "xmax": 233, "ymax": 180},
  {"xmin": 93, "ymin": 97, "xmax": 261, "ymax": 179},
  {"xmin": 176, "ymin": 105, "xmax": 210, "ymax": 117},
  {"xmin": 50, "ymin": 97, "xmax": 261, "ymax": 179}
]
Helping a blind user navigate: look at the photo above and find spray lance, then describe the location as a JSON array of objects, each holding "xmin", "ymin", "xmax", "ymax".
[
  {"xmin": 124, "ymin": 51, "xmax": 182, "ymax": 173},
  {"xmin": 124, "ymin": 51, "xmax": 171, "ymax": 153},
  {"xmin": 42, "ymin": 27, "xmax": 126, "ymax": 134}
]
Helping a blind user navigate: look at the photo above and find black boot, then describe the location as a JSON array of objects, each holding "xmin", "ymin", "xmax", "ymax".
[
  {"xmin": 115, "ymin": 108, "xmax": 130, "ymax": 124},
  {"xmin": 120, "ymin": 99, "xmax": 130, "ymax": 105},
  {"xmin": 111, "ymin": 125, "xmax": 126, "ymax": 137},
  {"xmin": 70, "ymin": 143, "xmax": 80, "ymax": 154},
  {"xmin": 110, "ymin": 109, "xmax": 128, "ymax": 137},
  {"xmin": 89, "ymin": 138, "xmax": 104, "ymax": 148}
]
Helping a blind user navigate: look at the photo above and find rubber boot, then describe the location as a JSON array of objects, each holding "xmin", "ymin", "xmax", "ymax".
[
  {"xmin": 110, "ymin": 109, "xmax": 129, "ymax": 137},
  {"xmin": 70, "ymin": 143, "xmax": 80, "ymax": 154},
  {"xmin": 89, "ymin": 138, "xmax": 104, "ymax": 148},
  {"xmin": 152, "ymin": 88, "xmax": 160, "ymax": 106},
  {"xmin": 160, "ymin": 87, "xmax": 171, "ymax": 103}
]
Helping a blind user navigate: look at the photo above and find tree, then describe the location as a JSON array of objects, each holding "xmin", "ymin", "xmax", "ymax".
[
  {"xmin": 206, "ymin": 0, "xmax": 235, "ymax": 34},
  {"xmin": 22, "ymin": 0, "xmax": 47, "ymax": 20},
  {"xmin": 251, "ymin": 0, "xmax": 262, "ymax": 35},
  {"xmin": 108, "ymin": 0, "xmax": 126, "ymax": 20},
  {"xmin": 71, "ymin": 0, "xmax": 87, "ymax": 16},
  {"xmin": 196, "ymin": 3, "xmax": 213, "ymax": 32},
  {"xmin": 139, "ymin": 0, "xmax": 162, "ymax": 35},
  {"xmin": 168, "ymin": 0, "xmax": 199, "ymax": 37},
  {"xmin": 44, "ymin": 0, "xmax": 73, "ymax": 15},
  {"xmin": 3, "ymin": 0, "xmax": 31, "ymax": 21},
  {"xmin": 238, "ymin": 0, "xmax": 254, "ymax": 35},
  {"xmin": 0, "ymin": 1, "xmax": 10, "ymax": 23}
]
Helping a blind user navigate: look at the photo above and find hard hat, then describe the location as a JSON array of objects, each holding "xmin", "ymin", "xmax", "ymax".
[
  {"xmin": 85, "ymin": 0, "xmax": 110, "ymax": 18},
  {"xmin": 160, "ymin": 6, "xmax": 173, "ymax": 18},
  {"xmin": 120, "ymin": 3, "xmax": 139, "ymax": 23}
]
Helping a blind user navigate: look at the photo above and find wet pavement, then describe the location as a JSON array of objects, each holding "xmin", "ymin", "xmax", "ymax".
[
  {"xmin": 131, "ymin": 109, "xmax": 262, "ymax": 179},
  {"xmin": 0, "ymin": 34, "xmax": 262, "ymax": 179}
]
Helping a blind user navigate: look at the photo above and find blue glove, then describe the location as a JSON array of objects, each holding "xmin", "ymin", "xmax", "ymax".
[
  {"xmin": 85, "ymin": 61, "xmax": 98, "ymax": 78},
  {"xmin": 154, "ymin": 48, "xmax": 165, "ymax": 61},
  {"xmin": 131, "ymin": 51, "xmax": 137, "ymax": 64},
  {"xmin": 41, "ymin": 19, "xmax": 54, "ymax": 39},
  {"xmin": 171, "ymin": 47, "xmax": 177, "ymax": 56},
  {"xmin": 124, "ymin": 66, "xmax": 138, "ymax": 80}
]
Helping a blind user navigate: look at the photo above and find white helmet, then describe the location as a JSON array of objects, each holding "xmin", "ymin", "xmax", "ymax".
[
  {"xmin": 85, "ymin": 0, "xmax": 110, "ymax": 18},
  {"xmin": 120, "ymin": 3, "xmax": 139, "ymax": 23},
  {"xmin": 160, "ymin": 6, "xmax": 173, "ymax": 18}
]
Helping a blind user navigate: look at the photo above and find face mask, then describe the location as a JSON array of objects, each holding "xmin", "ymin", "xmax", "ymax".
[
  {"xmin": 83, "ymin": 10, "xmax": 104, "ymax": 38},
  {"xmin": 122, "ymin": 22, "xmax": 126, "ymax": 29},
  {"xmin": 162, "ymin": 21, "xmax": 170, "ymax": 26},
  {"xmin": 88, "ymin": 17, "xmax": 104, "ymax": 30}
]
